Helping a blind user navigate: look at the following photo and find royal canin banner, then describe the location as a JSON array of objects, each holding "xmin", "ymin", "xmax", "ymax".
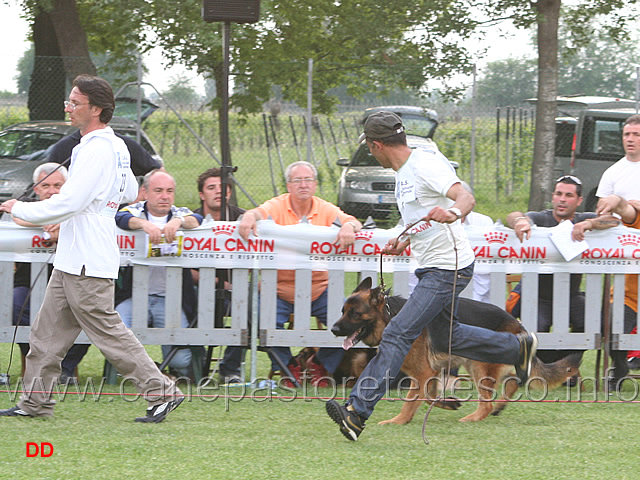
[{"xmin": 2, "ymin": 218, "xmax": 640, "ymax": 274}]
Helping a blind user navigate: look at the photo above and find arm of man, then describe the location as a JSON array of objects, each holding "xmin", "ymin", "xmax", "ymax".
[
  {"xmin": 10, "ymin": 217, "xmax": 60, "ymax": 243},
  {"xmin": 162, "ymin": 213, "xmax": 202, "ymax": 243},
  {"xmin": 238, "ymin": 209, "xmax": 264, "ymax": 240},
  {"xmin": 334, "ymin": 217, "xmax": 363, "ymax": 250},
  {"xmin": 125, "ymin": 215, "xmax": 164, "ymax": 244},
  {"xmin": 571, "ymin": 214, "xmax": 621, "ymax": 241},
  {"xmin": 423, "ymin": 182, "xmax": 476, "ymax": 224},
  {"xmin": 382, "ymin": 237, "xmax": 411, "ymax": 256},
  {"xmin": 596, "ymin": 195, "xmax": 637, "ymax": 223},
  {"xmin": 506, "ymin": 211, "xmax": 533, "ymax": 243}
]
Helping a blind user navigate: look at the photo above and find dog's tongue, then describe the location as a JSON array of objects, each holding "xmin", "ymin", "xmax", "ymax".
[{"xmin": 343, "ymin": 332, "xmax": 357, "ymax": 350}]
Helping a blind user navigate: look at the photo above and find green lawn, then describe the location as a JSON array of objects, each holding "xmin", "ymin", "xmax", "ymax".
[{"xmin": 1, "ymin": 345, "xmax": 638, "ymax": 479}]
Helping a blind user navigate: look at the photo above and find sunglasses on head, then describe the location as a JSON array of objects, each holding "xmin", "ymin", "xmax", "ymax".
[{"xmin": 556, "ymin": 175, "xmax": 582, "ymax": 185}]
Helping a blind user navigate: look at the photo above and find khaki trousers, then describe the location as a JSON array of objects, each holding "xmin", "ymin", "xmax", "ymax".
[{"xmin": 19, "ymin": 268, "xmax": 181, "ymax": 416}]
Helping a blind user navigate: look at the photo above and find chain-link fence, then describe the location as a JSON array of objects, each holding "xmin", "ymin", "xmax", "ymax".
[{"xmin": 0, "ymin": 55, "xmax": 555, "ymax": 224}]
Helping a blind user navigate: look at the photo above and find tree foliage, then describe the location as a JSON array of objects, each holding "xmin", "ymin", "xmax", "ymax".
[
  {"xmin": 476, "ymin": 57, "xmax": 537, "ymax": 107},
  {"xmin": 127, "ymin": 0, "xmax": 482, "ymax": 114},
  {"xmin": 479, "ymin": 0, "xmax": 640, "ymax": 210},
  {"xmin": 159, "ymin": 74, "xmax": 202, "ymax": 106},
  {"xmin": 558, "ymin": 29, "xmax": 640, "ymax": 98}
]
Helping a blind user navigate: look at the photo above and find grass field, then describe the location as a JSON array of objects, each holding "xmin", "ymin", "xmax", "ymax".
[{"xmin": 2, "ymin": 344, "xmax": 639, "ymax": 480}]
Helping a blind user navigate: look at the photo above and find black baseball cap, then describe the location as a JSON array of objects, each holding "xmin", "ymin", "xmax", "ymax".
[{"xmin": 358, "ymin": 111, "xmax": 405, "ymax": 143}]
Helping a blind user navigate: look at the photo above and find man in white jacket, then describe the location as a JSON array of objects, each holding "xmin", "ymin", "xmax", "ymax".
[{"xmin": 0, "ymin": 75, "xmax": 183, "ymax": 423}]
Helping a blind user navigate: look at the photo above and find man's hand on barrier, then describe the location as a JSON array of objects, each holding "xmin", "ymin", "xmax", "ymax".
[
  {"xmin": 0, "ymin": 199, "xmax": 17, "ymax": 214},
  {"xmin": 571, "ymin": 220, "xmax": 592, "ymax": 242},
  {"xmin": 513, "ymin": 216, "xmax": 532, "ymax": 243},
  {"xmin": 238, "ymin": 210, "xmax": 262, "ymax": 240}
]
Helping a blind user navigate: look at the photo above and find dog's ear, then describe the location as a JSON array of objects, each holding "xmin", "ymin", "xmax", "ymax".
[
  {"xmin": 353, "ymin": 276, "xmax": 373, "ymax": 293},
  {"xmin": 370, "ymin": 286, "xmax": 386, "ymax": 308}
]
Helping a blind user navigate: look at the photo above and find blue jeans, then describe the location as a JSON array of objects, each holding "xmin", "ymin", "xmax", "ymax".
[
  {"xmin": 116, "ymin": 295, "xmax": 192, "ymax": 377},
  {"xmin": 349, "ymin": 264, "xmax": 520, "ymax": 419},
  {"xmin": 270, "ymin": 289, "xmax": 345, "ymax": 373}
]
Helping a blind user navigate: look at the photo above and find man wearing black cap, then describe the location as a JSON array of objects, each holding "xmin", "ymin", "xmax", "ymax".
[{"xmin": 325, "ymin": 111, "xmax": 538, "ymax": 441}]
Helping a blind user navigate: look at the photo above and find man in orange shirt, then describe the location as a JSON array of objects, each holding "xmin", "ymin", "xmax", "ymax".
[{"xmin": 239, "ymin": 161, "xmax": 362, "ymax": 386}]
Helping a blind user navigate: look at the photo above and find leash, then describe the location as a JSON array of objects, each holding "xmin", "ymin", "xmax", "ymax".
[{"xmin": 421, "ymin": 223, "xmax": 458, "ymax": 446}]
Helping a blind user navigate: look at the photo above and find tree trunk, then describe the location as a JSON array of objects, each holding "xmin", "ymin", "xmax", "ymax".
[
  {"xmin": 48, "ymin": 0, "xmax": 97, "ymax": 82},
  {"xmin": 28, "ymin": 0, "xmax": 96, "ymax": 120},
  {"xmin": 529, "ymin": 0, "xmax": 561, "ymax": 210},
  {"xmin": 28, "ymin": 11, "xmax": 66, "ymax": 120}
]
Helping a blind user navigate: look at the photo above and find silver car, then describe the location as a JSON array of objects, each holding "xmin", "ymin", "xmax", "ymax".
[
  {"xmin": 337, "ymin": 135, "xmax": 457, "ymax": 219},
  {"xmin": 0, "ymin": 117, "xmax": 161, "ymax": 200}
]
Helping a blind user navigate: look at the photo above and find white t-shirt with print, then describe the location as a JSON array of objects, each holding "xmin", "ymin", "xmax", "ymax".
[{"xmin": 395, "ymin": 144, "xmax": 474, "ymax": 270}]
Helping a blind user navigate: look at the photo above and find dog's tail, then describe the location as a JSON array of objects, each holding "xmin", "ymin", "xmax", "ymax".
[{"xmin": 529, "ymin": 352, "xmax": 583, "ymax": 389}]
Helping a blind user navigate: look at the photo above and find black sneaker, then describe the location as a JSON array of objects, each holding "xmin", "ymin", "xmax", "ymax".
[
  {"xmin": 326, "ymin": 400, "xmax": 365, "ymax": 441},
  {"xmin": 135, "ymin": 396, "xmax": 184, "ymax": 423},
  {"xmin": 0, "ymin": 406, "xmax": 32, "ymax": 417},
  {"xmin": 627, "ymin": 357, "xmax": 640, "ymax": 370},
  {"xmin": 514, "ymin": 332, "xmax": 538, "ymax": 384}
]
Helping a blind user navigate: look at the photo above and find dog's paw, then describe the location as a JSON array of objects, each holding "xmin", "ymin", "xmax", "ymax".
[
  {"xmin": 377, "ymin": 416, "xmax": 411, "ymax": 425},
  {"xmin": 435, "ymin": 396, "xmax": 461, "ymax": 410}
]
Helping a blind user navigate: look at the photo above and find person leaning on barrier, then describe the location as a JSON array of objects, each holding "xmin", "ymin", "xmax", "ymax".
[
  {"xmin": 11, "ymin": 163, "xmax": 90, "ymax": 383},
  {"xmin": 594, "ymin": 114, "xmax": 640, "ymax": 379},
  {"xmin": 192, "ymin": 167, "xmax": 246, "ymax": 384},
  {"xmin": 505, "ymin": 175, "xmax": 597, "ymax": 378},
  {"xmin": 579, "ymin": 194, "xmax": 640, "ymax": 392},
  {"xmin": 238, "ymin": 160, "xmax": 363, "ymax": 387},
  {"xmin": 114, "ymin": 169, "xmax": 203, "ymax": 379},
  {"xmin": 0, "ymin": 74, "xmax": 183, "ymax": 422}
]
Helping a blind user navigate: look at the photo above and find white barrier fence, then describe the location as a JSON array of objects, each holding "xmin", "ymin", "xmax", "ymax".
[{"xmin": 1, "ymin": 218, "xmax": 640, "ymax": 358}]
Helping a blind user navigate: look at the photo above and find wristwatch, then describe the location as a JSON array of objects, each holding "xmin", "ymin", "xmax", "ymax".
[{"xmin": 448, "ymin": 207, "xmax": 462, "ymax": 220}]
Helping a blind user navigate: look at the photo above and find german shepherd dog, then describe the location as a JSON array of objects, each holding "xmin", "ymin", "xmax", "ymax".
[{"xmin": 331, "ymin": 277, "xmax": 581, "ymax": 423}]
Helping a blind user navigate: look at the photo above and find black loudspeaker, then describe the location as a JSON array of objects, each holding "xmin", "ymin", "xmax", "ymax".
[{"xmin": 202, "ymin": 0, "xmax": 261, "ymax": 23}]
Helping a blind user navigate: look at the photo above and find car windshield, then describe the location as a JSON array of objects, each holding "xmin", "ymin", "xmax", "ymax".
[
  {"xmin": 350, "ymin": 145, "xmax": 378, "ymax": 167},
  {"xmin": 0, "ymin": 130, "xmax": 63, "ymax": 160},
  {"xmin": 401, "ymin": 114, "xmax": 437, "ymax": 138}
]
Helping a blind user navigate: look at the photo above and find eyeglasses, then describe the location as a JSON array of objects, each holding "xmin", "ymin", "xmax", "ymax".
[
  {"xmin": 556, "ymin": 175, "xmax": 582, "ymax": 185},
  {"xmin": 64, "ymin": 101, "xmax": 89, "ymax": 111},
  {"xmin": 288, "ymin": 177, "xmax": 316, "ymax": 184}
]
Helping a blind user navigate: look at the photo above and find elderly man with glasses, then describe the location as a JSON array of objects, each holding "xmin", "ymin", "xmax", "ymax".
[
  {"xmin": 505, "ymin": 175, "xmax": 596, "ymax": 381},
  {"xmin": 238, "ymin": 161, "xmax": 362, "ymax": 387}
]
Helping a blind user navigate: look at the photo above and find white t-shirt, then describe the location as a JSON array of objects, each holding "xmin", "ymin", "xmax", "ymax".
[
  {"xmin": 395, "ymin": 144, "xmax": 475, "ymax": 270},
  {"xmin": 596, "ymin": 157, "xmax": 640, "ymax": 200}
]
